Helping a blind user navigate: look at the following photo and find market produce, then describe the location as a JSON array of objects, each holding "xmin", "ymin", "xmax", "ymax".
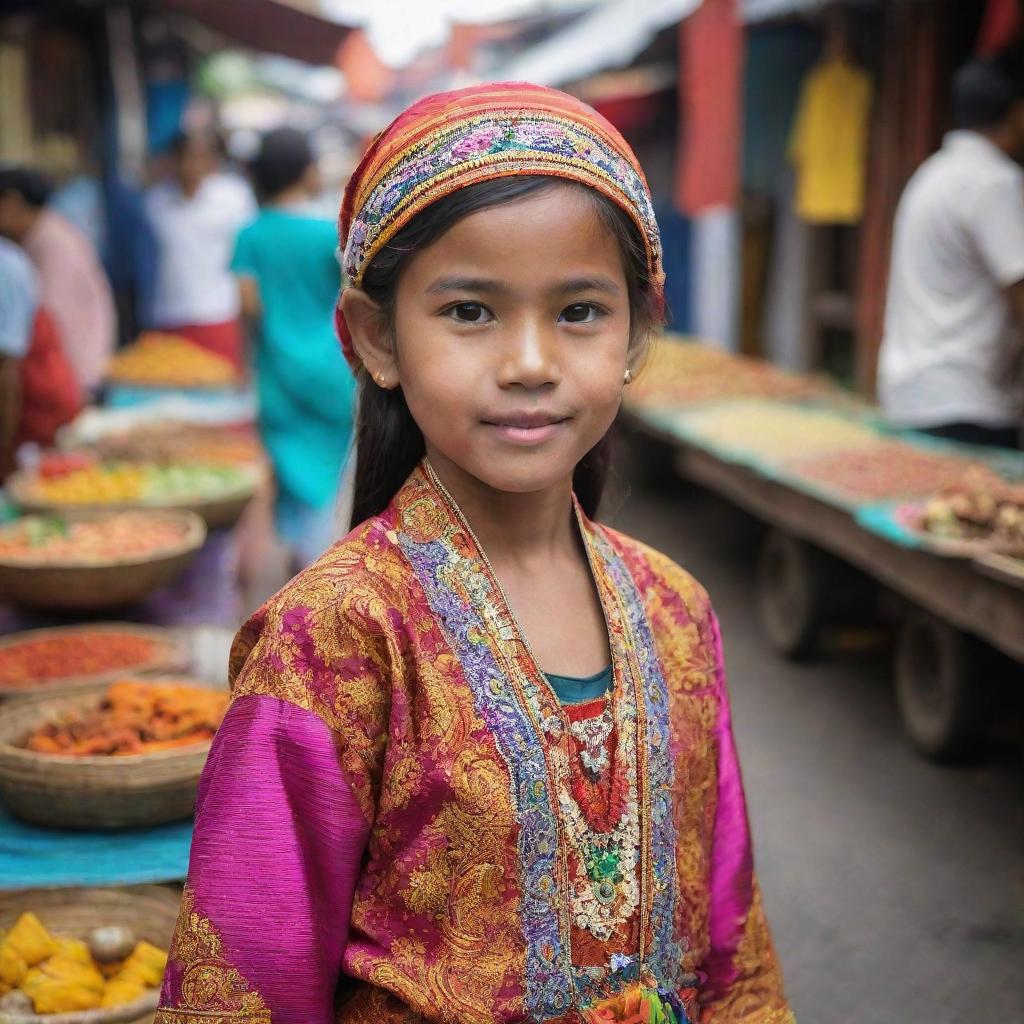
[
  {"xmin": 914, "ymin": 472, "xmax": 1024, "ymax": 547},
  {"xmin": 0, "ymin": 626, "xmax": 162, "ymax": 692},
  {"xmin": 24, "ymin": 459, "xmax": 147, "ymax": 504},
  {"xmin": 108, "ymin": 332, "xmax": 239, "ymax": 388},
  {"xmin": 93, "ymin": 421, "xmax": 263, "ymax": 468},
  {"xmin": 669, "ymin": 400, "xmax": 879, "ymax": 462},
  {"xmin": 23, "ymin": 680, "xmax": 228, "ymax": 757},
  {"xmin": 37, "ymin": 452, "xmax": 94, "ymax": 478},
  {"xmin": 0, "ymin": 513, "xmax": 191, "ymax": 566},
  {"xmin": 784, "ymin": 442, "xmax": 1002, "ymax": 503},
  {"xmin": 627, "ymin": 336, "xmax": 833, "ymax": 408},
  {"xmin": 0, "ymin": 912, "xmax": 167, "ymax": 1013},
  {"xmin": 16, "ymin": 457, "xmax": 253, "ymax": 507},
  {"xmin": 4, "ymin": 912, "xmax": 56, "ymax": 965}
]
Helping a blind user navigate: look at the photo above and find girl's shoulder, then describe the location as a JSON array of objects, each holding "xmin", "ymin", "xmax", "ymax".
[
  {"xmin": 229, "ymin": 515, "xmax": 408, "ymax": 683},
  {"xmin": 594, "ymin": 522, "xmax": 713, "ymax": 628}
]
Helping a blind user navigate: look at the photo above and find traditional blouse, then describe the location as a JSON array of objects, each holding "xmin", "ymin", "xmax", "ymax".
[{"xmin": 155, "ymin": 461, "xmax": 793, "ymax": 1024}]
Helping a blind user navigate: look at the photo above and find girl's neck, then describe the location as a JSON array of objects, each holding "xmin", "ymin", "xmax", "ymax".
[{"xmin": 425, "ymin": 447, "xmax": 577, "ymax": 569}]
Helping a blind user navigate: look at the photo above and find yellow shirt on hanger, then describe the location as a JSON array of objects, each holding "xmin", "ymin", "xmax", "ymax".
[{"xmin": 789, "ymin": 57, "xmax": 873, "ymax": 224}]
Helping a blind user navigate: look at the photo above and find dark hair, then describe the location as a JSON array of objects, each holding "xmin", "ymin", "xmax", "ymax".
[
  {"xmin": 952, "ymin": 53, "xmax": 1024, "ymax": 130},
  {"xmin": 349, "ymin": 175, "xmax": 661, "ymax": 527},
  {"xmin": 0, "ymin": 166, "xmax": 54, "ymax": 208},
  {"xmin": 249, "ymin": 127, "xmax": 314, "ymax": 201}
]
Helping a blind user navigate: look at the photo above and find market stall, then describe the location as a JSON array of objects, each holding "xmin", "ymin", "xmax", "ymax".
[
  {"xmin": 624, "ymin": 335, "xmax": 1024, "ymax": 761},
  {"xmin": 0, "ymin": 329, "xmax": 262, "ymax": 1020}
]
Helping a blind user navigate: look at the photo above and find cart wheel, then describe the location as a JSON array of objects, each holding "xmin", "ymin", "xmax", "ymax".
[
  {"xmin": 895, "ymin": 610, "xmax": 990, "ymax": 761},
  {"xmin": 756, "ymin": 530, "xmax": 826, "ymax": 660}
]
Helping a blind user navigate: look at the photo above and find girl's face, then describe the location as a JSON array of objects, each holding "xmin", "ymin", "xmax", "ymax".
[{"xmin": 388, "ymin": 184, "xmax": 632, "ymax": 498}]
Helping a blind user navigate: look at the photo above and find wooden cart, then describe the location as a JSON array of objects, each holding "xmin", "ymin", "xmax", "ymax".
[{"xmin": 624, "ymin": 414, "xmax": 1024, "ymax": 762}]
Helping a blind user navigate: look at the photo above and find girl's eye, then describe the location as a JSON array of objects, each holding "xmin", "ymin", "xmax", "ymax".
[
  {"xmin": 445, "ymin": 302, "xmax": 492, "ymax": 323},
  {"xmin": 560, "ymin": 303, "xmax": 601, "ymax": 324}
]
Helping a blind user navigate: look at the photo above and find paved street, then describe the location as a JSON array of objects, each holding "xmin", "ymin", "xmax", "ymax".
[{"xmin": 608, "ymin": 457, "xmax": 1024, "ymax": 1024}]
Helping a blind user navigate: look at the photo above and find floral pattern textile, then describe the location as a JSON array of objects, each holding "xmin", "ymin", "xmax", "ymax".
[{"xmin": 156, "ymin": 461, "xmax": 794, "ymax": 1024}]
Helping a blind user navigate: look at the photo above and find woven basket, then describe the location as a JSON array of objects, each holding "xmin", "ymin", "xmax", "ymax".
[
  {"xmin": 0, "ymin": 625, "xmax": 191, "ymax": 704},
  {"xmin": 0, "ymin": 512, "xmax": 206, "ymax": 611},
  {"xmin": 0, "ymin": 885, "xmax": 179, "ymax": 1024},
  {"xmin": 8, "ymin": 471, "xmax": 257, "ymax": 530},
  {"xmin": 0, "ymin": 679, "xmax": 224, "ymax": 829}
]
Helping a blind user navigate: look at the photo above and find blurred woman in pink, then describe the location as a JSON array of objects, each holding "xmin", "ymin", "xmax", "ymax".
[{"xmin": 0, "ymin": 167, "xmax": 115, "ymax": 396}]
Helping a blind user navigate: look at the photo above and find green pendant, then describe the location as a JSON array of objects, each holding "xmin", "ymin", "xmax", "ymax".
[{"xmin": 587, "ymin": 848, "xmax": 621, "ymax": 882}]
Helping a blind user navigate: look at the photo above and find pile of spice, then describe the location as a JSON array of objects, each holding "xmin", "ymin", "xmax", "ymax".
[
  {"xmin": 671, "ymin": 400, "xmax": 880, "ymax": 462},
  {"xmin": 23, "ymin": 680, "xmax": 228, "ymax": 756},
  {"xmin": 18, "ymin": 456, "xmax": 253, "ymax": 506},
  {"xmin": 627, "ymin": 338, "xmax": 830, "ymax": 407},
  {"xmin": 93, "ymin": 421, "xmax": 262, "ymax": 468},
  {"xmin": 108, "ymin": 332, "xmax": 239, "ymax": 388},
  {"xmin": 0, "ymin": 513, "xmax": 190, "ymax": 566},
  {"xmin": 783, "ymin": 443, "xmax": 1002, "ymax": 504},
  {"xmin": 914, "ymin": 473, "xmax": 1024, "ymax": 548},
  {"xmin": 0, "ymin": 630, "xmax": 167, "ymax": 691}
]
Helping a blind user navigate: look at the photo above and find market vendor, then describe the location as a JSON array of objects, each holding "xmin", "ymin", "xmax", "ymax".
[
  {"xmin": 145, "ymin": 131, "xmax": 256, "ymax": 373},
  {"xmin": 878, "ymin": 53, "xmax": 1024, "ymax": 450}
]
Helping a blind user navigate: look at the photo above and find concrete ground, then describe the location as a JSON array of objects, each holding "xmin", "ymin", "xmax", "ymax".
[{"xmin": 607, "ymin": 462, "xmax": 1024, "ymax": 1024}]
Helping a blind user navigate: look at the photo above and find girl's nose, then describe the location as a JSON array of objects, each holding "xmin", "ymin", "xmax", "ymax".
[{"xmin": 497, "ymin": 318, "xmax": 561, "ymax": 390}]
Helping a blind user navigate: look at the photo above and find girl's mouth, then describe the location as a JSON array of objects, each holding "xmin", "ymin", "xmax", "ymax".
[{"xmin": 482, "ymin": 411, "xmax": 572, "ymax": 446}]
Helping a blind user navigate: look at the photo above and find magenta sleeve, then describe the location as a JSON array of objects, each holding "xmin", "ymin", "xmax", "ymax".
[
  {"xmin": 698, "ymin": 612, "xmax": 794, "ymax": 1021},
  {"xmin": 156, "ymin": 694, "xmax": 371, "ymax": 1024}
]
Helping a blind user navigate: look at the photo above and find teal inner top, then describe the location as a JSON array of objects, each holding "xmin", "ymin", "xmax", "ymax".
[{"xmin": 544, "ymin": 665, "xmax": 613, "ymax": 705}]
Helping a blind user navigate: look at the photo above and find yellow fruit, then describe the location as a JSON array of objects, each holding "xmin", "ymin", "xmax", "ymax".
[
  {"xmin": 27, "ymin": 977, "xmax": 103, "ymax": 1014},
  {"xmin": 38, "ymin": 953, "xmax": 105, "ymax": 993},
  {"xmin": 0, "ymin": 941, "xmax": 27, "ymax": 987},
  {"xmin": 114, "ymin": 941, "xmax": 167, "ymax": 988},
  {"xmin": 55, "ymin": 937, "xmax": 93, "ymax": 965},
  {"xmin": 101, "ymin": 977, "xmax": 147, "ymax": 1008},
  {"xmin": 129, "ymin": 941, "xmax": 167, "ymax": 976},
  {"xmin": 5, "ymin": 913, "xmax": 56, "ymax": 966}
]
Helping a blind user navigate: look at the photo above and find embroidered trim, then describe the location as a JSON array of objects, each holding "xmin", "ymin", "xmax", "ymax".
[
  {"xmin": 396, "ymin": 509, "xmax": 573, "ymax": 1020},
  {"xmin": 343, "ymin": 110, "xmax": 662, "ymax": 288},
  {"xmin": 155, "ymin": 887, "xmax": 271, "ymax": 1024},
  {"xmin": 595, "ymin": 527, "xmax": 687, "ymax": 994}
]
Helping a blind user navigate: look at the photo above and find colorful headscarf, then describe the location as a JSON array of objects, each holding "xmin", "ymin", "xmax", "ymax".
[{"xmin": 335, "ymin": 81, "xmax": 664, "ymax": 368}]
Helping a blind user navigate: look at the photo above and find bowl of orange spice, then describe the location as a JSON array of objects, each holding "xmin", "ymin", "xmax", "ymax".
[
  {"xmin": 0, "ymin": 624, "xmax": 189, "ymax": 703},
  {"xmin": 0, "ymin": 679, "xmax": 228, "ymax": 829}
]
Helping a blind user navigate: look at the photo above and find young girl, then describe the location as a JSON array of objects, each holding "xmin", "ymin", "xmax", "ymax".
[{"xmin": 155, "ymin": 83, "xmax": 794, "ymax": 1024}]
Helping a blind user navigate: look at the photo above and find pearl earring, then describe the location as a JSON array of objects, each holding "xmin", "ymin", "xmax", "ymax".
[{"xmin": 623, "ymin": 368, "xmax": 633, "ymax": 385}]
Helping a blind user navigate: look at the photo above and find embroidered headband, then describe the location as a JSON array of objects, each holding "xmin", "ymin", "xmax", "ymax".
[{"xmin": 335, "ymin": 81, "xmax": 664, "ymax": 369}]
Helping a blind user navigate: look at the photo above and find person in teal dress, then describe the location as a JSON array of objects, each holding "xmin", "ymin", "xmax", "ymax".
[{"xmin": 232, "ymin": 128, "xmax": 355, "ymax": 567}]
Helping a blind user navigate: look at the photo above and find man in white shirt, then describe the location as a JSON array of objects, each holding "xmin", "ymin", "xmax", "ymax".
[
  {"xmin": 145, "ymin": 132, "xmax": 256, "ymax": 371},
  {"xmin": 878, "ymin": 56, "xmax": 1024, "ymax": 449}
]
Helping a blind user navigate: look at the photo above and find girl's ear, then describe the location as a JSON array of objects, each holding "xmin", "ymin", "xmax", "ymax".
[{"xmin": 341, "ymin": 287, "xmax": 398, "ymax": 384}]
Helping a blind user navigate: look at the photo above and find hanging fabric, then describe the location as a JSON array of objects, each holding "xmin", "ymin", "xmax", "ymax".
[
  {"xmin": 675, "ymin": 0, "xmax": 742, "ymax": 214},
  {"xmin": 788, "ymin": 52, "xmax": 873, "ymax": 224}
]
